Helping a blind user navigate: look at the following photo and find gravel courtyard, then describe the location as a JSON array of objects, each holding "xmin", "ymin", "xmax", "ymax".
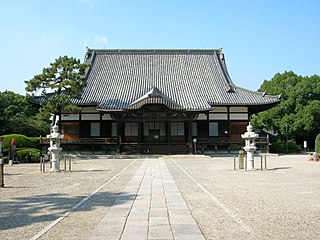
[{"xmin": 1, "ymin": 154, "xmax": 319, "ymax": 240}]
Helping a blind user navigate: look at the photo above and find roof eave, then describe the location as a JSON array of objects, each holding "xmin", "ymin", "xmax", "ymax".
[{"xmin": 96, "ymin": 108, "xmax": 124, "ymax": 112}]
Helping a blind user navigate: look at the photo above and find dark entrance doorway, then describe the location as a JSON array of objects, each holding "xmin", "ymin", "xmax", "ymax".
[{"xmin": 119, "ymin": 104, "xmax": 190, "ymax": 154}]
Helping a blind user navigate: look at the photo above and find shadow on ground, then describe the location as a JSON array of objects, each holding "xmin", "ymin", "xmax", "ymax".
[
  {"xmin": 0, "ymin": 191, "xmax": 136, "ymax": 231},
  {"xmin": 268, "ymin": 166, "xmax": 291, "ymax": 171},
  {"xmin": 65, "ymin": 154, "xmax": 162, "ymax": 160}
]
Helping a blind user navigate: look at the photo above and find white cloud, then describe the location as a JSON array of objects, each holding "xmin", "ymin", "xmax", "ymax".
[
  {"xmin": 95, "ymin": 35, "xmax": 108, "ymax": 49},
  {"xmin": 38, "ymin": 33, "xmax": 63, "ymax": 50}
]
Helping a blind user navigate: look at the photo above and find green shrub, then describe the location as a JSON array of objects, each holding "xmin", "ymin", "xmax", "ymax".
[
  {"xmin": 1, "ymin": 157, "xmax": 9, "ymax": 164},
  {"xmin": 0, "ymin": 134, "xmax": 36, "ymax": 153},
  {"xmin": 29, "ymin": 137, "xmax": 41, "ymax": 147},
  {"xmin": 315, "ymin": 133, "xmax": 320, "ymax": 153},
  {"xmin": 270, "ymin": 140, "xmax": 301, "ymax": 153},
  {"xmin": 16, "ymin": 148, "xmax": 41, "ymax": 163}
]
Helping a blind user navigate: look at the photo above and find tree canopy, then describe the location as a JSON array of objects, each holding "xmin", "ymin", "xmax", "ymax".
[
  {"xmin": 0, "ymin": 91, "xmax": 50, "ymax": 136},
  {"xmin": 251, "ymin": 71, "xmax": 320, "ymax": 148},
  {"xmin": 25, "ymin": 56, "xmax": 90, "ymax": 126}
]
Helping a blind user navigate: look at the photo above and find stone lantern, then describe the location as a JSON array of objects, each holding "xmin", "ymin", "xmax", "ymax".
[
  {"xmin": 241, "ymin": 122, "xmax": 259, "ymax": 170},
  {"xmin": 47, "ymin": 124, "xmax": 64, "ymax": 172}
]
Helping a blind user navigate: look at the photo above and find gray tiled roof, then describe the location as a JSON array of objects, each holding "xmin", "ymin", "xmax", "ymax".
[
  {"xmin": 76, "ymin": 49, "xmax": 280, "ymax": 111},
  {"xmin": 124, "ymin": 87, "xmax": 184, "ymax": 110}
]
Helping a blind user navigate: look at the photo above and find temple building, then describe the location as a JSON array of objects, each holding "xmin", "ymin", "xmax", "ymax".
[{"xmin": 54, "ymin": 49, "xmax": 281, "ymax": 154}]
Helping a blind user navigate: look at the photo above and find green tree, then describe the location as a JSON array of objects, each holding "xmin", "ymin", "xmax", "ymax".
[
  {"xmin": 252, "ymin": 71, "xmax": 320, "ymax": 149},
  {"xmin": 25, "ymin": 56, "xmax": 90, "ymax": 126},
  {"xmin": 0, "ymin": 91, "xmax": 49, "ymax": 136}
]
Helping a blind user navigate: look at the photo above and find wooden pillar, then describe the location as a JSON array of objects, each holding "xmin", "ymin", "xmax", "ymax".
[
  {"xmin": 188, "ymin": 115, "xmax": 193, "ymax": 154},
  {"xmin": 206, "ymin": 112, "xmax": 210, "ymax": 153},
  {"xmin": 227, "ymin": 106, "xmax": 231, "ymax": 153},
  {"xmin": 100, "ymin": 113, "xmax": 105, "ymax": 153},
  {"xmin": 116, "ymin": 114, "xmax": 122, "ymax": 154},
  {"xmin": 167, "ymin": 120, "xmax": 172, "ymax": 154},
  {"xmin": 77, "ymin": 112, "xmax": 81, "ymax": 140},
  {"xmin": 138, "ymin": 115, "xmax": 142, "ymax": 154},
  {"xmin": 79, "ymin": 111, "xmax": 82, "ymax": 153}
]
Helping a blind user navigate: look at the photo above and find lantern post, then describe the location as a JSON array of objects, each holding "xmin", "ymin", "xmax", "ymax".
[
  {"xmin": 47, "ymin": 124, "xmax": 64, "ymax": 172},
  {"xmin": 241, "ymin": 123, "xmax": 259, "ymax": 170}
]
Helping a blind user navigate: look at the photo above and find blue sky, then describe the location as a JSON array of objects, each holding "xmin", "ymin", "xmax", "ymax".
[{"xmin": 1, "ymin": 0, "xmax": 319, "ymax": 94}]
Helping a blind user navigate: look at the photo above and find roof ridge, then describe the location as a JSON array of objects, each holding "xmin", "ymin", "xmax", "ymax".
[
  {"xmin": 235, "ymin": 85, "xmax": 282, "ymax": 99},
  {"xmin": 86, "ymin": 48, "xmax": 221, "ymax": 54}
]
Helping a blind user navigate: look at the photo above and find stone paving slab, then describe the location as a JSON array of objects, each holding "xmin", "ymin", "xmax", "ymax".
[
  {"xmin": 3, "ymin": 154, "xmax": 319, "ymax": 240},
  {"xmin": 91, "ymin": 159, "xmax": 205, "ymax": 240}
]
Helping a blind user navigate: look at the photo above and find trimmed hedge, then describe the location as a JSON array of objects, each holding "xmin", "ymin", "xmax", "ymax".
[
  {"xmin": 316, "ymin": 133, "xmax": 320, "ymax": 153},
  {"xmin": 16, "ymin": 148, "xmax": 41, "ymax": 163},
  {"xmin": 0, "ymin": 134, "xmax": 36, "ymax": 150},
  {"xmin": 29, "ymin": 137, "xmax": 41, "ymax": 147},
  {"xmin": 0, "ymin": 134, "xmax": 38, "ymax": 157}
]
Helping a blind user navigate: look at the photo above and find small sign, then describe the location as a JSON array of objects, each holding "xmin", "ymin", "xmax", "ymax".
[{"xmin": 304, "ymin": 141, "xmax": 307, "ymax": 149}]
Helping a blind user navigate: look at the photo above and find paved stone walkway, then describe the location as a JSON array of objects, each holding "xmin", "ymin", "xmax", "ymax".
[{"xmin": 91, "ymin": 159, "xmax": 205, "ymax": 240}]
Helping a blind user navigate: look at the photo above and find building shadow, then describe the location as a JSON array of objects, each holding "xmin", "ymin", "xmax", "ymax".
[
  {"xmin": 267, "ymin": 166, "xmax": 291, "ymax": 171},
  {"xmin": 0, "ymin": 191, "xmax": 136, "ymax": 231}
]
